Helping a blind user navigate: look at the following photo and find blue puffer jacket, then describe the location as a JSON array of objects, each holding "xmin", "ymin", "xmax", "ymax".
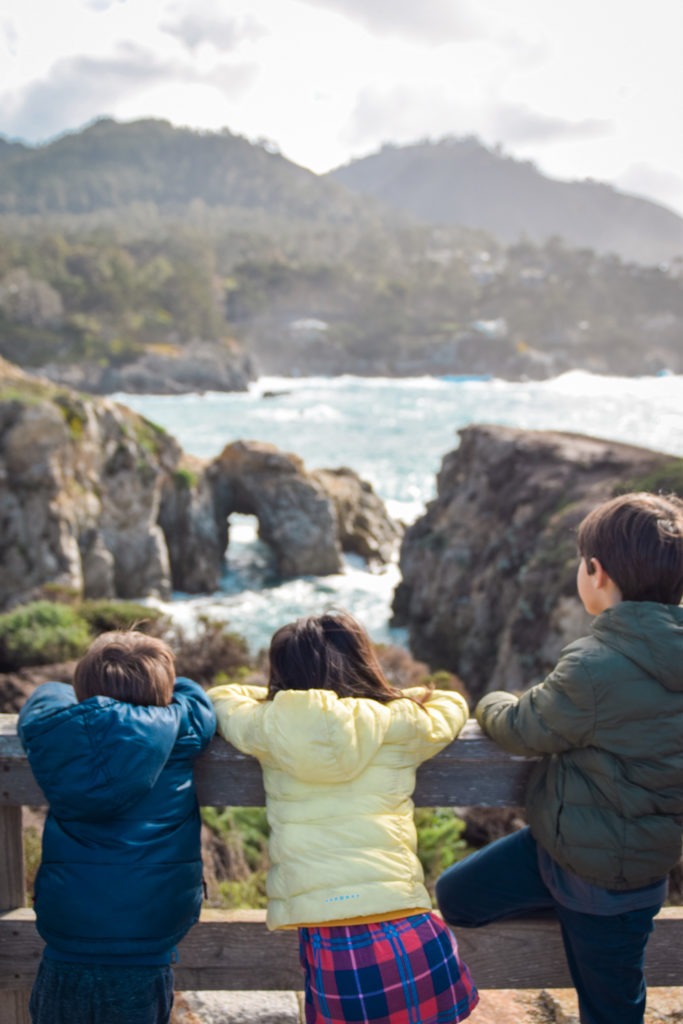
[{"xmin": 18, "ymin": 677, "xmax": 216, "ymax": 959}]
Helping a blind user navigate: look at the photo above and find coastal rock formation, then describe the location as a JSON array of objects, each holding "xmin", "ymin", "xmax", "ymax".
[
  {"xmin": 392, "ymin": 424, "xmax": 683, "ymax": 700},
  {"xmin": 0, "ymin": 359, "xmax": 399, "ymax": 609},
  {"xmin": 38, "ymin": 339, "xmax": 255, "ymax": 395},
  {"xmin": 0, "ymin": 360, "xmax": 180, "ymax": 608},
  {"xmin": 160, "ymin": 444, "xmax": 404, "ymax": 589},
  {"xmin": 313, "ymin": 467, "xmax": 403, "ymax": 563},
  {"xmin": 206, "ymin": 441, "xmax": 343, "ymax": 578},
  {"xmin": 158, "ymin": 455, "xmax": 225, "ymax": 594}
]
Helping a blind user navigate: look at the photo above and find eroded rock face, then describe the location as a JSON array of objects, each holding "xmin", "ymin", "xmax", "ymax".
[
  {"xmin": 392, "ymin": 424, "xmax": 683, "ymax": 700},
  {"xmin": 0, "ymin": 362, "xmax": 180, "ymax": 608},
  {"xmin": 313, "ymin": 467, "xmax": 402, "ymax": 564},
  {"xmin": 158, "ymin": 456, "xmax": 225, "ymax": 594},
  {"xmin": 1, "ymin": 361, "xmax": 400, "ymax": 608}
]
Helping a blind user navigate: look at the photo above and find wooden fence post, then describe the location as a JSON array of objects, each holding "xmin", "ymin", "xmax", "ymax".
[{"xmin": 0, "ymin": 804, "xmax": 30, "ymax": 1024}]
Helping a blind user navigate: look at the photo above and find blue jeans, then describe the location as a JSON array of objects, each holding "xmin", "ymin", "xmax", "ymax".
[
  {"xmin": 29, "ymin": 958, "xmax": 174, "ymax": 1024},
  {"xmin": 435, "ymin": 828, "xmax": 660, "ymax": 1024}
]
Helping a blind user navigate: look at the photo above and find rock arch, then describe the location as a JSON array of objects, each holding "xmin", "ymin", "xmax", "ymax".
[{"xmin": 207, "ymin": 441, "xmax": 343, "ymax": 578}]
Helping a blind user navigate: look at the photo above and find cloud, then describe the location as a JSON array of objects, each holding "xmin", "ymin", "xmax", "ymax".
[
  {"xmin": 297, "ymin": 0, "xmax": 481, "ymax": 43},
  {"xmin": 1, "ymin": 18, "xmax": 18, "ymax": 56},
  {"xmin": 0, "ymin": 46, "xmax": 176, "ymax": 141},
  {"xmin": 488, "ymin": 105, "xmax": 610, "ymax": 146},
  {"xmin": 161, "ymin": 11, "xmax": 266, "ymax": 51},
  {"xmin": 0, "ymin": 44, "xmax": 255, "ymax": 142},
  {"xmin": 344, "ymin": 86, "xmax": 611, "ymax": 161},
  {"xmin": 343, "ymin": 85, "xmax": 471, "ymax": 151},
  {"xmin": 84, "ymin": 0, "xmax": 127, "ymax": 9}
]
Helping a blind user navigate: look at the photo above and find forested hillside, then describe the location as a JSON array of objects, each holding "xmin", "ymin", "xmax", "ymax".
[
  {"xmin": 0, "ymin": 117, "xmax": 374, "ymax": 222},
  {"xmin": 329, "ymin": 137, "xmax": 683, "ymax": 266},
  {"xmin": 0, "ymin": 119, "xmax": 682, "ymax": 385}
]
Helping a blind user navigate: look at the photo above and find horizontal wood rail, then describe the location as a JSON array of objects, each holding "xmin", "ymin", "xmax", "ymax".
[{"xmin": 2, "ymin": 715, "xmax": 682, "ymax": 1022}]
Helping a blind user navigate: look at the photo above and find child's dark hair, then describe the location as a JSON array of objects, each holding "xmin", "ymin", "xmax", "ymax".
[
  {"xmin": 74, "ymin": 630, "xmax": 175, "ymax": 706},
  {"xmin": 267, "ymin": 611, "xmax": 429, "ymax": 704},
  {"xmin": 577, "ymin": 491, "xmax": 683, "ymax": 604}
]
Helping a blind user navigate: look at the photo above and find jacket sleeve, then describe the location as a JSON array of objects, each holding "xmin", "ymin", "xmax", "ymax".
[
  {"xmin": 18, "ymin": 681, "xmax": 78, "ymax": 743},
  {"xmin": 207, "ymin": 683, "xmax": 270, "ymax": 760},
  {"xmin": 171, "ymin": 677, "xmax": 217, "ymax": 755},
  {"xmin": 399, "ymin": 688, "xmax": 470, "ymax": 764},
  {"xmin": 475, "ymin": 650, "xmax": 597, "ymax": 756}
]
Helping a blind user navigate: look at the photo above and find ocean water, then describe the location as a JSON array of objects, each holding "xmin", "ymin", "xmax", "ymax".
[{"xmin": 116, "ymin": 372, "xmax": 683, "ymax": 654}]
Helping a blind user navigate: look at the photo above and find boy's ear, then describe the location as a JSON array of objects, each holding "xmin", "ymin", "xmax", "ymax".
[
  {"xmin": 588, "ymin": 558, "xmax": 609, "ymax": 587},
  {"xmin": 590, "ymin": 558, "xmax": 623, "ymax": 604}
]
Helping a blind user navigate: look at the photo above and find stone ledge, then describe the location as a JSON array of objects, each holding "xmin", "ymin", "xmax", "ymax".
[
  {"xmin": 173, "ymin": 990, "xmax": 301, "ymax": 1024},
  {"xmin": 172, "ymin": 988, "xmax": 683, "ymax": 1024}
]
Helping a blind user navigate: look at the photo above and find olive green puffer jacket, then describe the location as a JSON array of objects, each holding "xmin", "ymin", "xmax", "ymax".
[{"xmin": 476, "ymin": 601, "xmax": 683, "ymax": 889}]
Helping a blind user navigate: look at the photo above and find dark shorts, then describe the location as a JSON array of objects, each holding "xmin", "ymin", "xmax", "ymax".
[
  {"xmin": 29, "ymin": 958, "xmax": 174, "ymax": 1024},
  {"xmin": 298, "ymin": 912, "xmax": 479, "ymax": 1024}
]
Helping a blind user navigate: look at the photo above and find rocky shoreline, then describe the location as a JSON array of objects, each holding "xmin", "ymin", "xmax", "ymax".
[
  {"xmin": 36, "ymin": 338, "xmax": 256, "ymax": 396},
  {"xmin": 3, "ymin": 356, "xmax": 682, "ymax": 697},
  {"xmin": 0, "ymin": 358, "xmax": 400, "ymax": 611}
]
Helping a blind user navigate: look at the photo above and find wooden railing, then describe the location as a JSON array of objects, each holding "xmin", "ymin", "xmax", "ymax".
[{"xmin": 2, "ymin": 715, "xmax": 682, "ymax": 1023}]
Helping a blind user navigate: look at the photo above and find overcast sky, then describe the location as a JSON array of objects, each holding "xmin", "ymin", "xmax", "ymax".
[{"xmin": 2, "ymin": 0, "xmax": 683, "ymax": 215}]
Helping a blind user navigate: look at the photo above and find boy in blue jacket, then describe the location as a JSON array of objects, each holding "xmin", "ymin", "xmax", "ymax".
[{"xmin": 18, "ymin": 629, "xmax": 216, "ymax": 1024}]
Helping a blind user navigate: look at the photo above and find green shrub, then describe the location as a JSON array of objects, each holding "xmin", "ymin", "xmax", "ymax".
[
  {"xmin": 0, "ymin": 601, "xmax": 91, "ymax": 670},
  {"xmin": 78, "ymin": 599, "xmax": 164, "ymax": 635},
  {"xmin": 218, "ymin": 873, "xmax": 268, "ymax": 910},
  {"xmin": 202, "ymin": 806, "xmax": 269, "ymax": 872},
  {"xmin": 619, "ymin": 464, "xmax": 683, "ymax": 498},
  {"xmin": 173, "ymin": 467, "xmax": 198, "ymax": 490},
  {"xmin": 416, "ymin": 808, "xmax": 471, "ymax": 890}
]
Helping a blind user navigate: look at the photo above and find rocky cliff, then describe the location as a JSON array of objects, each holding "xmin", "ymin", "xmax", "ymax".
[
  {"xmin": 0, "ymin": 359, "xmax": 400, "ymax": 610},
  {"xmin": 392, "ymin": 424, "xmax": 683, "ymax": 700}
]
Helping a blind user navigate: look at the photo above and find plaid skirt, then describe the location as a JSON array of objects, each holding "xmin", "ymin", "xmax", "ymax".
[{"xmin": 298, "ymin": 912, "xmax": 479, "ymax": 1024}]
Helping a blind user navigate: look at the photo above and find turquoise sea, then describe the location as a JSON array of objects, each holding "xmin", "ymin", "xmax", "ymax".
[{"xmin": 116, "ymin": 372, "xmax": 683, "ymax": 654}]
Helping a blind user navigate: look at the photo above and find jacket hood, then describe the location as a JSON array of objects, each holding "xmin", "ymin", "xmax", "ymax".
[
  {"xmin": 591, "ymin": 601, "xmax": 683, "ymax": 693},
  {"xmin": 18, "ymin": 682, "xmax": 183, "ymax": 819}
]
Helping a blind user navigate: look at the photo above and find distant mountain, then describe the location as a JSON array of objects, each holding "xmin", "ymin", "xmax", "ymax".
[
  {"xmin": 328, "ymin": 137, "xmax": 683, "ymax": 265},
  {"xmin": 0, "ymin": 137, "xmax": 27, "ymax": 162},
  {"xmin": 4, "ymin": 121, "xmax": 680, "ymax": 266},
  {"xmin": 0, "ymin": 117, "xmax": 376, "ymax": 224}
]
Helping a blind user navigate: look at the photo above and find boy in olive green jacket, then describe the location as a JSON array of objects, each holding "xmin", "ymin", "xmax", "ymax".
[{"xmin": 436, "ymin": 491, "xmax": 683, "ymax": 1024}]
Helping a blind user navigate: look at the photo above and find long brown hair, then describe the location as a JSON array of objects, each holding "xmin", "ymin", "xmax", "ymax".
[
  {"xmin": 74, "ymin": 630, "xmax": 175, "ymax": 707},
  {"xmin": 267, "ymin": 610, "xmax": 429, "ymax": 704}
]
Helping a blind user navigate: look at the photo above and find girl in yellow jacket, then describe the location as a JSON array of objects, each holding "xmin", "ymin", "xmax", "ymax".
[{"xmin": 208, "ymin": 610, "xmax": 478, "ymax": 1024}]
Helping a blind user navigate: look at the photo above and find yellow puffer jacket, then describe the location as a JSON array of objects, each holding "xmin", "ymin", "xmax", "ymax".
[{"xmin": 208, "ymin": 684, "xmax": 469, "ymax": 930}]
